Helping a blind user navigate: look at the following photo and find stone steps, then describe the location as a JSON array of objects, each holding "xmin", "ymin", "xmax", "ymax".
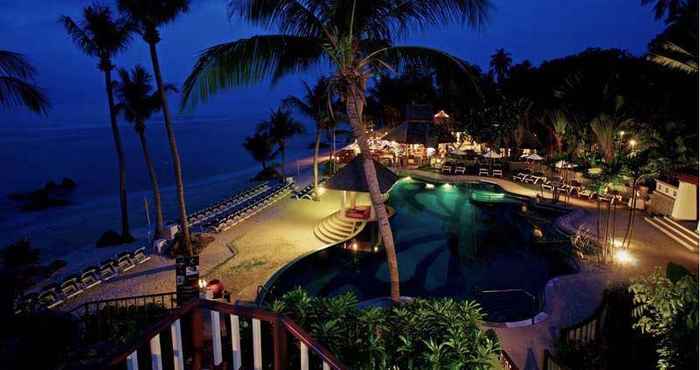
[
  {"xmin": 644, "ymin": 215, "xmax": 698, "ymax": 252},
  {"xmin": 313, "ymin": 211, "xmax": 366, "ymax": 246}
]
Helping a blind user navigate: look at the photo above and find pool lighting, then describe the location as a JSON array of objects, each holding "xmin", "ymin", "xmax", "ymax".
[
  {"xmin": 352, "ymin": 242, "xmax": 358, "ymax": 251},
  {"xmin": 443, "ymin": 183, "xmax": 453, "ymax": 189},
  {"xmin": 628, "ymin": 139, "xmax": 637, "ymax": 148},
  {"xmin": 425, "ymin": 183, "xmax": 435, "ymax": 189},
  {"xmin": 317, "ymin": 185, "xmax": 326, "ymax": 195},
  {"xmin": 373, "ymin": 246, "xmax": 379, "ymax": 252},
  {"xmin": 619, "ymin": 130, "xmax": 625, "ymax": 137},
  {"xmin": 404, "ymin": 176, "xmax": 413, "ymax": 181},
  {"xmin": 614, "ymin": 249, "xmax": 637, "ymax": 266}
]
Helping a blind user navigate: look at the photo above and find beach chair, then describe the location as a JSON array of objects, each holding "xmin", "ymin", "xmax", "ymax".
[
  {"xmin": 39, "ymin": 285, "xmax": 64, "ymax": 309},
  {"xmin": 60, "ymin": 276, "xmax": 84, "ymax": 299},
  {"xmin": 99, "ymin": 259, "xmax": 118, "ymax": 281},
  {"xmin": 80, "ymin": 267, "xmax": 102, "ymax": 289},
  {"xmin": 512, "ymin": 172, "xmax": 529, "ymax": 182},
  {"xmin": 133, "ymin": 247, "xmax": 151, "ymax": 264},
  {"xmin": 116, "ymin": 252, "xmax": 136, "ymax": 273},
  {"xmin": 541, "ymin": 179, "xmax": 555, "ymax": 191},
  {"xmin": 492, "ymin": 168, "xmax": 503, "ymax": 177},
  {"xmin": 15, "ymin": 292, "xmax": 38, "ymax": 314},
  {"xmin": 441, "ymin": 165, "xmax": 452, "ymax": 174},
  {"xmin": 528, "ymin": 172, "xmax": 547, "ymax": 184},
  {"xmin": 478, "ymin": 167, "xmax": 489, "ymax": 176},
  {"xmin": 454, "ymin": 166, "xmax": 466, "ymax": 175}
]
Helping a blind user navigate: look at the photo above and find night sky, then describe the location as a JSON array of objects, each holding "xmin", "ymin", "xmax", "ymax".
[{"xmin": 1, "ymin": 0, "xmax": 664, "ymax": 126}]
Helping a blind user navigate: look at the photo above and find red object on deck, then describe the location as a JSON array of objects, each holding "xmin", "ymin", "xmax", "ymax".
[
  {"xmin": 345, "ymin": 206, "xmax": 371, "ymax": 220},
  {"xmin": 207, "ymin": 279, "xmax": 224, "ymax": 299}
]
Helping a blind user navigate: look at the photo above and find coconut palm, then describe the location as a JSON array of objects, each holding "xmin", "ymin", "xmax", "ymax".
[
  {"xmin": 0, "ymin": 50, "xmax": 49, "ymax": 114},
  {"xmin": 549, "ymin": 110, "xmax": 569, "ymax": 155},
  {"xmin": 641, "ymin": 0, "xmax": 689, "ymax": 21},
  {"xmin": 60, "ymin": 5, "xmax": 134, "ymax": 241},
  {"xmin": 490, "ymin": 48, "xmax": 512, "ymax": 84},
  {"xmin": 117, "ymin": 0, "xmax": 193, "ymax": 254},
  {"xmin": 181, "ymin": 0, "xmax": 491, "ymax": 302},
  {"xmin": 283, "ymin": 78, "xmax": 335, "ymax": 200},
  {"xmin": 258, "ymin": 108, "xmax": 305, "ymax": 178},
  {"xmin": 113, "ymin": 66, "xmax": 171, "ymax": 238},
  {"xmin": 243, "ymin": 131, "xmax": 276, "ymax": 171}
]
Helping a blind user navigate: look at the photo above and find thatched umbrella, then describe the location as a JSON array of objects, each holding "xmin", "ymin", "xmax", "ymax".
[{"xmin": 325, "ymin": 155, "xmax": 399, "ymax": 193}]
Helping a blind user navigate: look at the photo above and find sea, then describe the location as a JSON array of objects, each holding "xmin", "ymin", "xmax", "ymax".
[{"xmin": 0, "ymin": 117, "xmax": 325, "ymax": 262}]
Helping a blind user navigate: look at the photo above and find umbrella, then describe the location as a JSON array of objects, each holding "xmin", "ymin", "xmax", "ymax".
[
  {"xmin": 555, "ymin": 160, "xmax": 578, "ymax": 169},
  {"xmin": 526, "ymin": 153, "xmax": 544, "ymax": 161},
  {"xmin": 383, "ymin": 121, "xmax": 454, "ymax": 147},
  {"xmin": 325, "ymin": 155, "xmax": 399, "ymax": 193}
]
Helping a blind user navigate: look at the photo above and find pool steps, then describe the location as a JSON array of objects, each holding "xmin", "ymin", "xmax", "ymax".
[
  {"xmin": 643, "ymin": 215, "xmax": 698, "ymax": 252},
  {"xmin": 313, "ymin": 211, "xmax": 366, "ymax": 246}
]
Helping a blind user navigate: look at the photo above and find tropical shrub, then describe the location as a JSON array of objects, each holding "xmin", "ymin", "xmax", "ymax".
[
  {"xmin": 629, "ymin": 263, "xmax": 699, "ymax": 370},
  {"xmin": 271, "ymin": 288, "xmax": 501, "ymax": 369}
]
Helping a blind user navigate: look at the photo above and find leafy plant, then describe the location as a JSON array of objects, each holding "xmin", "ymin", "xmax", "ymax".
[{"xmin": 272, "ymin": 289, "xmax": 501, "ymax": 369}]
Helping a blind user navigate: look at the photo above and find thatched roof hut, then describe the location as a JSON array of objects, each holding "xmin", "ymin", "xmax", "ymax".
[
  {"xmin": 383, "ymin": 121, "xmax": 454, "ymax": 147},
  {"xmin": 325, "ymin": 155, "xmax": 399, "ymax": 193}
]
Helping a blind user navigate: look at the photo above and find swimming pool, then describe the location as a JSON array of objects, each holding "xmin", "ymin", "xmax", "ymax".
[{"xmin": 263, "ymin": 179, "xmax": 576, "ymax": 322}]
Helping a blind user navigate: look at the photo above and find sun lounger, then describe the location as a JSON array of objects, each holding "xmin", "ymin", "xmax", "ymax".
[
  {"xmin": 441, "ymin": 165, "xmax": 452, "ymax": 174},
  {"xmin": 512, "ymin": 172, "xmax": 530, "ymax": 182},
  {"xmin": 99, "ymin": 259, "xmax": 118, "ymax": 281},
  {"xmin": 133, "ymin": 247, "xmax": 151, "ymax": 264},
  {"xmin": 492, "ymin": 168, "xmax": 503, "ymax": 177},
  {"xmin": 116, "ymin": 252, "xmax": 136, "ymax": 272},
  {"xmin": 478, "ymin": 167, "xmax": 489, "ymax": 176},
  {"xmin": 39, "ymin": 285, "xmax": 64, "ymax": 309},
  {"xmin": 80, "ymin": 267, "xmax": 102, "ymax": 289},
  {"xmin": 60, "ymin": 276, "xmax": 84, "ymax": 299},
  {"xmin": 454, "ymin": 166, "xmax": 466, "ymax": 175}
]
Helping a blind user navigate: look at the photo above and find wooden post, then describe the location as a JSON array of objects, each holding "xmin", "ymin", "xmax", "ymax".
[
  {"xmin": 300, "ymin": 342, "xmax": 309, "ymax": 370},
  {"xmin": 150, "ymin": 334, "xmax": 163, "ymax": 370},
  {"xmin": 252, "ymin": 318, "xmax": 262, "ymax": 370},
  {"xmin": 230, "ymin": 314, "xmax": 242, "ymax": 370},
  {"xmin": 190, "ymin": 308, "xmax": 204, "ymax": 370},
  {"xmin": 210, "ymin": 310, "xmax": 223, "ymax": 366},
  {"xmin": 170, "ymin": 320, "xmax": 185, "ymax": 370},
  {"xmin": 272, "ymin": 319, "xmax": 288, "ymax": 370}
]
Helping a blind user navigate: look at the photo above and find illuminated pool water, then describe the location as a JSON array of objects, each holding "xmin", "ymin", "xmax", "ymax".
[{"xmin": 264, "ymin": 179, "xmax": 576, "ymax": 322}]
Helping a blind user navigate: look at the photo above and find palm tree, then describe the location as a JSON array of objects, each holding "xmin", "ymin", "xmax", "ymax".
[
  {"xmin": 549, "ymin": 110, "xmax": 569, "ymax": 155},
  {"xmin": 283, "ymin": 78, "xmax": 334, "ymax": 200},
  {"xmin": 243, "ymin": 131, "xmax": 276, "ymax": 172},
  {"xmin": 117, "ymin": 0, "xmax": 193, "ymax": 254},
  {"xmin": 641, "ymin": 0, "xmax": 688, "ymax": 21},
  {"xmin": 258, "ymin": 108, "xmax": 305, "ymax": 178},
  {"xmin": 490, "ymin": 48, "xmax": 512, "ymax": 84},
  {"xmin": 61, "ymin": 5, "xmax": 134, "ymax": 241},
  {"xmin": 113, "ymin": 66, "xmax": 170, "ymax": 238},
  {"xmin": 0, "ymin": 50, "xmax": 49, "ymax": 114},
  {"xmin": 181, "ymin": 0, "xmax": 490, "ymax": 302}
]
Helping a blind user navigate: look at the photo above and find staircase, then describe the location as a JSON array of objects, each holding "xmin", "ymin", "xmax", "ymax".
[
  {"xmin": 644, "ymin": 215, "xmax": 699, "ymax": 252},
  {"xmin": 313, "ymin": 211, "xmax": 366, "ymax": 246}
]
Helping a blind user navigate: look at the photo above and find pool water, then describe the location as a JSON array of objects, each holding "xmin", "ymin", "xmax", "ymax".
[{"xmin": 264, "ymin": 179, "xmax": 576, "ymax": 322}]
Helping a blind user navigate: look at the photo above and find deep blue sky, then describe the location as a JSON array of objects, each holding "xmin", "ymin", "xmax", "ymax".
[{"xmin": 1, "ymin": 0, "xmax": 664, "ymax": 126}]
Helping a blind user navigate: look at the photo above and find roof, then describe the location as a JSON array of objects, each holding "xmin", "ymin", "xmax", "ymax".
[
  {"xmin": 325, "ymin": 155, "xmax": 399, "ymax": 193},
  {"xmin": 383, "ymin": 121, "xmax": 454, "ymax": 146}
]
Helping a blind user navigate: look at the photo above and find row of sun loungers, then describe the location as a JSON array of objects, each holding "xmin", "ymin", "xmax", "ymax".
[
  {"xmin": 206, "ymin": 182, "xmax": 294, "ymax": 233},
  {"xmin": 512, "ymin": 171, "xmax": 627, "ymax": 202},
  {"xmin": 440, "ymin": 164, "xmax": 504, "ymax": 177},
  {"xmin": 187, "ymin": 182, "xmax": 271, "ymax": 226},
  {"xmin": 14, "ymin": 247, "xmax": 151, "ymax": 314},
  {"xmin": 292, "ymin": 180, "xmax": 326, "ymax": 200}
]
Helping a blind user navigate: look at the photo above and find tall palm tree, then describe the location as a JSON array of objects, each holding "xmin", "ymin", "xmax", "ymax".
[
  {"xmin": 549, "ymin": 110, "xmax": 569, "ymax": 155},
  {"xmin": 181, "ymin": 0, "xmax": 490, "ymax": 302},
  {"xmin": 113, "ymin": 66, "xmax": 170, "ymax": 238},
  {"xmin": 258, "ymin": 108, "xmax": 305, "ymax": 178},
  {"xmin": 243, "ymin": 131, "xmax": 276, "ymax": 171},
  {"xmin": 0, "ymin": 50, "xmax": 49, "ymax": 114},
  {"xmin": 489, "ymin": 48, "xmax": 512, "ymax": 84},
  {"xmin": 61, "ymin": 5, "xmax": 134, "ymax": 241},
  {"xmin": 117, "ymin": 0, "xmax": 193, "ymax": 254},
  {"xmin": 283, "ymin": 78, "xmax": 334, "ymax": 200},
  {"xmin": 641, "ymin": 0, "xmax": 689, "ymax": 21}
]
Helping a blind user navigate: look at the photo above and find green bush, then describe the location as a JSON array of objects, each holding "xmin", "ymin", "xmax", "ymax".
[{"xmin": 271, "ymin": 288, "xmax": 502, "ymax": 369}]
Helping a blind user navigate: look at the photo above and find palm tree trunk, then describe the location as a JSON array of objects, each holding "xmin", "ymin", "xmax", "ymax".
[
  {"xmin": 137, "ymin": 127, "xmax": 165, "ymax": 238},
  {"xmin": 103, "ymin": 67, "xmax": 131, "ymax": 240},
  {"xmin": 148, "ymin": 41, "xmax": 193, "ymax": 256},
  {"xmin": 331, "ymin": 127, "xmax": 336, "ymax": 174},
  {"xmin": 280, "ymin": 143, "xmax": 286, "ymax": 178},
  {"xmin": 312, "ymin": 126, "xmax": 321, "ymax": 201},
  {"xmin": 345, "ymin": 83, "xmax": 401, "ymax": 302}
]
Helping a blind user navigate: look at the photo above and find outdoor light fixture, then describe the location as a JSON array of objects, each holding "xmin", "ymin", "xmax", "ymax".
[
  {"xmin": 628, "ymin": 139, "xmax": 637, "ymax": 148},
  {"xmin": 198, "ymin": 278, "xmax": 207, "ymax": 289},
  {"xmin": 426, "ymin": 183, "xmax": 435, "ymax": 189},
  {"xmin": 612, "ymin": 239, "xmax": 624, "ymax": 248},
  {"xmin": 613, "ymin": 249, "xmax": 637, "ymax": 266},
  {"xmin": 619, "ymin": 130, "xmax": 625, "ymax": 137}
]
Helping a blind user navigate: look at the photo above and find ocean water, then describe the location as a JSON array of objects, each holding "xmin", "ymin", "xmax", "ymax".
[{"xmin": 0, "ymin": 117, "xmax": 319, "ymax": 261}]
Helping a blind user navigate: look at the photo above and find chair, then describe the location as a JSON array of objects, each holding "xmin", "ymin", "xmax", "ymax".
[
  {"xmin": 60, "ymin": 276, "xmax": 84, "ymax": 299},
  {"xmin": 80, "ymin": 267, "xmax": 102, "ymax": 289},
  {"xmin": 99, "ymin": 259, "xmax": 118, "ymax": 281},
  {"xmin": 441, "ymin": 165, "xmax": 452, "ymax": 174},
  {"xmin": 116, "ymin": 252, "xmax": 136, "ymax": 272},
  {"xmin": 39, "ymin": 285, "xmax": 64, "ymax": 309},
  {"xmin": 541, "ymin": 180, "xmax": 555, "ymax": 191},
  {"xmin": 454, "ymin": 166, "xmax": 466, "ymax": 175},
  {"xmin": 133, "ymin": 247, "xmax": 151, "ymax": 264},
  {"xmin": 512, "ymin": 172, "xmax": 529, "ymax": 182},
  {"xmin": 478, "ymin": 167, "xmax": 489, "ymax": 176},
  {"xmin": 492, "ymin": 168, "xmax": 503, "ymax": 177}
]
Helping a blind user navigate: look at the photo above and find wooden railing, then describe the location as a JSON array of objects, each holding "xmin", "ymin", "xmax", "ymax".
[
  {"xmin": 559, "ymin": 291, "xmax": 609, "ymax": 344},
  {"xmin": 500, "ymin": 350, "xmax": 520, "ymax": 370},
  {"xmin": 71, "ymin": 298, "xmax": 347, "ymax": 370},
  {"xmin": 71, "ymin": 291, "xmax": 178, "ymax": 318}
]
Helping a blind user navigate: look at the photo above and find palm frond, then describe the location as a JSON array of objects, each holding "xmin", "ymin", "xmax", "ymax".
[
  {"xmin": 648, "ymin": 41, "xmax": 698, "ymax": 74},
  {"xmin": 181, "ymin": 35, "xmax": 325, "ymax": 109},
  {"xmin": 60, "ymin": 5, "xmax": 133, "ymax": 60},
  {"xmin": 0, "ymin": 76, "xmax": 49, "ymax": 114},
  {"xmin": 118, "ymin": 0, "xmax": 190, "ymax": 29},
  {"xmin": 59, "ymin": 15, "xmax": 99, "ymax": 57},
  {"xmin": 231, "ymin": 0, "xmax": 328, "ymax": 37},
  {"xmin": 0, "ymin": 50, "xmax": 37, "ymax": 79}
]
